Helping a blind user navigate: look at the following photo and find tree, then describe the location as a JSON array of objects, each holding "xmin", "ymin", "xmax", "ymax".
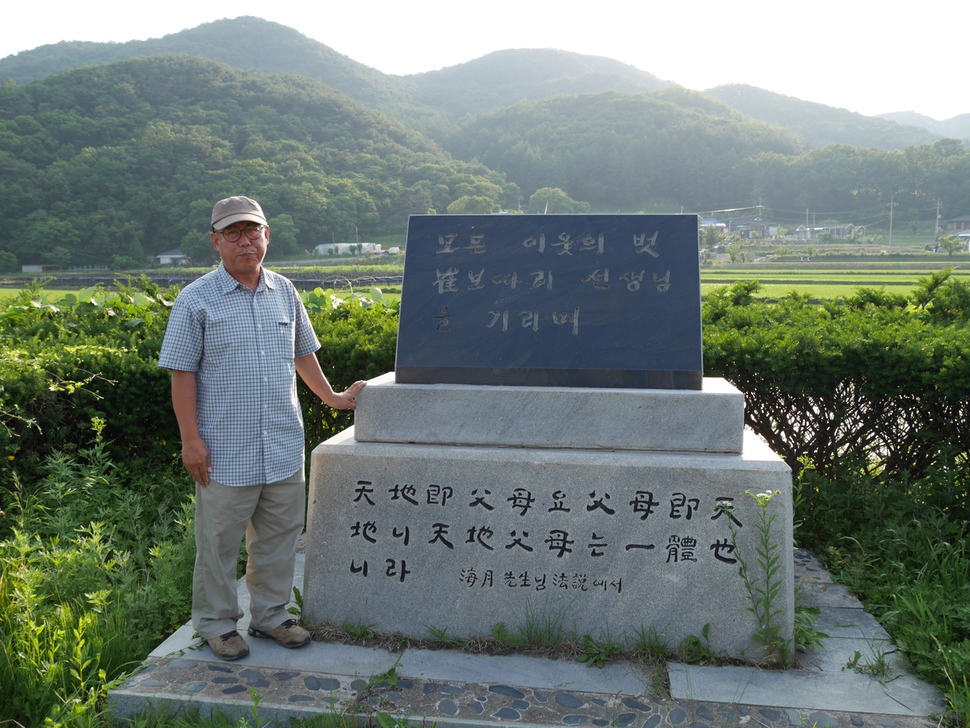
[
  {"xmin": 938, "ymin": 235, "xmax": 965, "ymax": 257},
  {"xmin": 700, "ymin": 225, "xmax": 724, "ymax": 248},
  {"xmin": 0, "ymin": 250, "xmax": 17, "ymax": 272},
  {"xmin": 526, "ymin": 188, "xmax": 590, "ymax": 214},
  {"xmin": 726, "ymin": 243, "xmax": 747, "ymax": 264},
  {"xmin": 446, "ymin": 196, "xmax": 498, "ymax": 214},
  {"xmin": 266, "ymin": 213, "xmax": 300, "ymax": 259},
  {"xmin": 181, "ymin": 231, "xmax": 215, "ymax": 266}
]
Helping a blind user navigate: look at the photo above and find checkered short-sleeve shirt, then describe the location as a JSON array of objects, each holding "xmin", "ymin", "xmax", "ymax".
[{"xmin": 158, "ymin": 264, "xmax": 321, "ymax": 486}]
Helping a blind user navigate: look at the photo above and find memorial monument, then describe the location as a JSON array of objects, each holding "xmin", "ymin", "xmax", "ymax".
[{"xmin": 304, "ymin": 214, "xmax": 793, "ymax": 659}]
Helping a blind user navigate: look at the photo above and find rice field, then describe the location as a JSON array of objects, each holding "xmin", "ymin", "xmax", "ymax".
[
  {"xmin": 4, "ymin": 257, "xmax": 970, "ymax": 302},
  {"xmin": 701, "ymin": 261, "xmax": 970, "ymax": 298}
]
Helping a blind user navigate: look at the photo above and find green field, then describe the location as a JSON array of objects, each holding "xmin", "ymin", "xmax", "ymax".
[
  {"xmin": 4, "ymin": 259, "xmax": 969, "ymax": 303},
  {"xmin": 702, "ymin": 263, "xmax": 970, "ymax": 298}
]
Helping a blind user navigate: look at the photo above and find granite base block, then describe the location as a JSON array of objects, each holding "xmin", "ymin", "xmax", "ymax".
[
  {"xmin": 352, "ymin": 372, "xmax": 745, "ymax": 453},
  {"xmin": 305, "ymin": 429, "xmax": 792, "ymax": 658}
]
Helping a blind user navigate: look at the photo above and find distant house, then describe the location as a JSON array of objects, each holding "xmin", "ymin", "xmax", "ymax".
[
  {"xmin": 21, "ymin": 264, "xmax": 59, "ymax": 273},
  {"xmin": 313, "ymin": 243, "xmax": 383, "ymax": 256},
  {"xmin": 819, "ymin": 223, "xmax": 864, "ymax": 239},
  {"xmin": 948, "ymin": 215, "xmax": 970, "ymax": 232},
  {"xmin": 727, "ymin": 216, "xmax": 776, "ymax": 239},
  {"xmin": 793, "ymin": 223, "xmax": 864, "ymax": 240},
  {"xmin": 154, "ymin": 248, "xmax": 191, "ymax": 266}
]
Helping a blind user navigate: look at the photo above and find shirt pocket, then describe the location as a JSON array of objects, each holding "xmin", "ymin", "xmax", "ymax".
[{"xmin": 272, "ymin": 318, "xmax": 296, "ymax": 360}]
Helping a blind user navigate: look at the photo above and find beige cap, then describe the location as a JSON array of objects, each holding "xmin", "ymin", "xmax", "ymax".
[{"xmin": 210, "ymin": 196, "xmax": 268, "ymax": 231}]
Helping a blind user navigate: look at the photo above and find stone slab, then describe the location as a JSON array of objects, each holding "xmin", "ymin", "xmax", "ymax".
[
  {"xmin": 354, "ymin": 373, "xmax": 744, "ymax": 453},
  {"xmin": 396, "ymin": 214, "xmax": 702, "ymax": 389},
  {"xmin": 667, "ymin": 657, "xmax": 945, "ymax": 717},
  {"xmin": 110, "ymin": 548, "xmax": 944, "ymax": 728},
  {"xmin": 304, "ymin": 428, "xmax": 793, "ymax": 658},
  {"xmin": 397, "ymin": 650, "xmax": 647, "ymax": 694}
]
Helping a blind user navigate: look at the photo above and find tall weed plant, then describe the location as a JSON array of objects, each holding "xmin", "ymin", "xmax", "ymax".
[
  {"xmin": 798, "ymin": 467, "xmax": 970, "ymax": 725},
  {"xmin": 0, "ymin": 421, "xmax": 195, "ymax": 726}
]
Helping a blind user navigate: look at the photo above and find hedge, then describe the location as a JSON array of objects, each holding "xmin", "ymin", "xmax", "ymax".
[{"xmin": 3, "ymin": 273, "xmax": 970, "ymax": 501}]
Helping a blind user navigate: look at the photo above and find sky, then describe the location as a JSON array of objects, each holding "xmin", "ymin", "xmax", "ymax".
[{"xmin": 2, "ymin": 0, "xmax": 967, "ymax": 122}]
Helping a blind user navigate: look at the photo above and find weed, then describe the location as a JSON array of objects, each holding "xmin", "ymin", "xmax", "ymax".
[
  {"xmin": 843, "ymin": 647, "xmax": 895, "ymax": 679},
  {"xmin": 375, "ymin": 712, "xmax": 409, "ymax": 728},
  {"xmin": 289, "ymin": 586, "xmax": 304, "ymax": 618},
  {"xmin": 424, "ymin": 625, "xmax": 463, "ymax": 648},
  {"xmin": 678, "ymin": 624, "xmax": 716, "ymax": 664},
  {"xmin": 933, "ymin": 635, "xmax": 970, "ymax": 727},
  {"xmin": 577, "ymin": 634, "xmax": 622, "ymax": 668},
  {"xmin": 729, "ymin": 489, "xmax": 791, "ymax": 665},
  {"xmin": 631, "ymin": 624, "xmax": 669, "ymax": 662},
  {"xmin": 344, "ymin": 621, "xmax": 377, "ymax": 642},
  {"xmin": 793, "ymin": 603, "xmax": 828, "ymax": 652},
  {"xmin": 490, "ymin": 621, "xmax": 523, "ymax": 650}
]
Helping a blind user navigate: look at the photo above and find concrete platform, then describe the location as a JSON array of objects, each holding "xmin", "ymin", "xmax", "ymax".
[
  {"xmin": 353, "ymin": 373, "xmax": 744, "ymax": 453},
  {"xmin": 109, "ymin": 548, "xmax": 946, "ymax": 728}
]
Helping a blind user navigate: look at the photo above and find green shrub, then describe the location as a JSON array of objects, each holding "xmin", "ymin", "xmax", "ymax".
[
  {"xmin": 704, "ymin": 279, "xmax": 970, "ymax": 482},
  {"xmin": 0, "ymin": 282, "xmax": 400, "ymax": 494}
]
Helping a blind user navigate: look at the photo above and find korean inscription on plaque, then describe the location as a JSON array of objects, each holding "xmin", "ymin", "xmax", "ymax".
[{"xmin": 395, "ymin": 214, "xmax": 702, "ymax": 389}]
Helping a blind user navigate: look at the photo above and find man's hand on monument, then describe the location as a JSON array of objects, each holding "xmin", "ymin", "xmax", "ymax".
[{"xmin": 330, "ymin": 380, "xmax": 366, "ymax": 410}]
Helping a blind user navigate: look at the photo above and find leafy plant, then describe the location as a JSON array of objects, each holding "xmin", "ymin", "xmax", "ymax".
[
  {"xmin": 577, "ymin": 634, "xmax": 621, "ymax": 668},
  {"xmin": 729, "ymin": 489, "xmax": 791, "ymax": 665},
  {"xmin": 678, "ymin": 624, "xmax": 716, "ymax": 664},
  {"xmin": 344, "ymin": 621, "xmax": 377, "ymax": 642},
  {"xmin": 489, "ymin": 621, "xmax": 523, "ymax": 650},
  {"xmin": 793, "ymin": 603, "xmax": 827, "ymax": 652}
]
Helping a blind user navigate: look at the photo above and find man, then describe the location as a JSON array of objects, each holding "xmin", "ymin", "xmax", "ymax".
[{"xmin": 159, "ymin": 195, "xmax": 366, "ymax": 661}]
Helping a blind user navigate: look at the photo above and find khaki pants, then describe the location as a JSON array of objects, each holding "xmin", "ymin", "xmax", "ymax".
[{"xmin": 192, "ymin": 468, "xmax": 305, "ymax": 640}]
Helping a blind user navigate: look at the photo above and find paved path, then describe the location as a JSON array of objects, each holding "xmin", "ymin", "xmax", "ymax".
[{"xmin": 109, "ymin": 550, "xmax": 946, "ymax": 727}]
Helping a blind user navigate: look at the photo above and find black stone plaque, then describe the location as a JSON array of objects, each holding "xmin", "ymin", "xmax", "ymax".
[{"xmin": 395, "ymin": 214, "xmax": 702, "ymax": 389}]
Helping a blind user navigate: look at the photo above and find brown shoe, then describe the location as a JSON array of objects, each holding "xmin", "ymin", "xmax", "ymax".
[
  {"xmin": 207, "ymin": 630, "xmax": 250, "ymax": 661},
  {"xmin": 247, "ymin": 619, "xmax": 311, "ymax": 649}
]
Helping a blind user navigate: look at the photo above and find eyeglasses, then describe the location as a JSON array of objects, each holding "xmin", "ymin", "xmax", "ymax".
[{"xmin": 216, "ymin": 225, "xmax": 265, "ymax": 243}]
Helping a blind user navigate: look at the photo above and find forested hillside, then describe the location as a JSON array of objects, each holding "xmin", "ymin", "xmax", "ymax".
[
  {"xmin": 442, "ymin": 89, "xmax": 802, "ymax": 209},
  {"xmin": 877, "ymin": 111, "xmax": 970, "ymax": 142},
  {"xmin": 706, "ymin": 84, "xmax": 941, "ymax": 150},
  {"xmin": 0, "ymin": 55, "xmax": 515, "ymax": 268},
  {"xmin": 440, "ymin": 86, "xmax": 970, "ymax": 218}
]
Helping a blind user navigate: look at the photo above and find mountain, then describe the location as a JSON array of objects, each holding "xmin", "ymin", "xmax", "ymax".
[
  {"xmin": 876, "ymin": 111, "xmax": 970, "ymax": 142},
  {"xmin": 0, "ymin": 19, "xmax": 669, "ymax": 136},
  {"xmin": 408, "ymin": 49, "xmax": 670, "ymax": 120},
  {"xmin": 2, "ymin": 17, "xmax": 954, "ymax": 153},
  {"xmin": 705, "ymin": 84, "xmax": 941, "ymax": 150},
  {"xmin": 0, "ymin": 17, "xmax": 414, "ymax": 113},
  {"xmin": 2, "ymin": 16, "xmax": 969, "ymax": 274},
  {"xmin": 0, "ymin": 55, "xmax": 511, "ymax": 268}
]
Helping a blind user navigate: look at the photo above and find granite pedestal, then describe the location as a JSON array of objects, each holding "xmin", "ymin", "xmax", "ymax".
[{"xmin": 304, "ymin": 375, "xmax": 793, "ymax": 659}]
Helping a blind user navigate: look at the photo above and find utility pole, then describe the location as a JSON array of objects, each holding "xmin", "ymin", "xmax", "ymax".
[
  {"xmin": 888, "ymin": 195, "xmax": 896, "ymax": 246},
  {"xmin": 935, "ymin": 199, "xmax": 942, "ymax": 239}
]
